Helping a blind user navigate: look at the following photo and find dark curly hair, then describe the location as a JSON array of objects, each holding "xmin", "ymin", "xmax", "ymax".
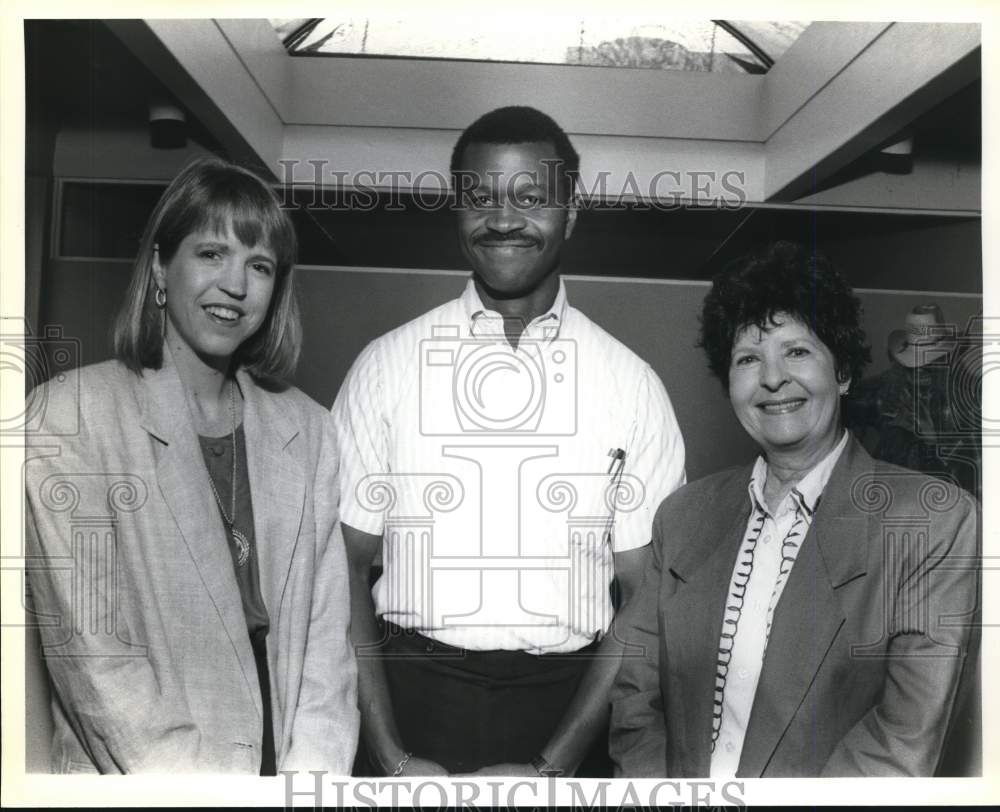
[{"xmin": 698, "ymin": 241, "xmax": 870, "ymax": 392}]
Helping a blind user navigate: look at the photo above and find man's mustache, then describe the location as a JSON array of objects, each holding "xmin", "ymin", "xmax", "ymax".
[{"xmin": 475, "ymin": 233, "xmax": 539, "ymax": 246}]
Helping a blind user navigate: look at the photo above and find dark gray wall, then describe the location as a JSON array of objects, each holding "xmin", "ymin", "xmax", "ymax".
[
  {"xmin": 40, "ymin": 262, "xmax": 983, "ymax": 482},
  {"xmin": 294, "ymin": 268, "xmax": 981, "ymax": 480}
]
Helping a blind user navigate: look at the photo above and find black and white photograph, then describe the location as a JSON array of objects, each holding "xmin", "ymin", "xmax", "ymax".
[{"xmin": 1, "ymin": 0, "xmax": 996, "ymax": 807}]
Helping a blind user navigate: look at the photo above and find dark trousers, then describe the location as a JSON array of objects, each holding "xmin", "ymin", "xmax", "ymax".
[{"xmin": 366, "ymin": 623, "xmax": 607, "ymax": 775}]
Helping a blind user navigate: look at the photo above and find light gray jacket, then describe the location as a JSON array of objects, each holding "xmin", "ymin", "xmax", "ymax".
[{"xmin": 25, "ymin": 348, "xmax": 359, "ymax": 773}]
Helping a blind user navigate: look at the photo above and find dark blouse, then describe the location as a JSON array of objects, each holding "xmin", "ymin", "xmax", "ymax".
[
  {"xmin": 198, "ymin": 425, "xmax": 269, "ymax": 634},
  {"xmin": 198, "ymin": 424, "xmax": 276, "ymax": 775}
]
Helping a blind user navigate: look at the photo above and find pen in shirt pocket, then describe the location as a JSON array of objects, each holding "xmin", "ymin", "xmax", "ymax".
[{"xmin": 607, "ymin": 447, "xmax": 626, "ymax": 480}]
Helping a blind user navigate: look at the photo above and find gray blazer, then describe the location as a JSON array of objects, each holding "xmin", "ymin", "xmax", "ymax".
[
  {"xmin": 25, "ymin": 348, "xmax": 359, "ymax": 773},
  {"xmin": 609, "ymin": 435, "xmax": 979, "ymax": 777}
]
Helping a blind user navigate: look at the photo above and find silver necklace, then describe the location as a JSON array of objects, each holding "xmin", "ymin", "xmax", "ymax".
[{"xmin": 206, "ymin": 380, "xmax": 251, "ymax": 568}]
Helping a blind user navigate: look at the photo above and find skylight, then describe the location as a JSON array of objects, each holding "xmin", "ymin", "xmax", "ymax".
[{"xmin": 272, "ymin": 18, "xmax": 809, "ymax": 74}]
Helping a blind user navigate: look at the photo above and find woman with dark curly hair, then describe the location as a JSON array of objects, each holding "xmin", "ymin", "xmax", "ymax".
[{"xmin": 609, "ymin": 241, "xmax": 979, "ymax": 777}]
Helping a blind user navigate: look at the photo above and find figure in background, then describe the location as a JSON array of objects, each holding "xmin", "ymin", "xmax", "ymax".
[{"xmin": 845, "ymin": 304, "xmax": 982, "ymax": 499}]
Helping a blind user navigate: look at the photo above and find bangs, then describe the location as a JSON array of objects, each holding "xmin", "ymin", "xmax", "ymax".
[
  {"xmin": 744, "ymin": 307, "xmax": 816, "ymax": 337},
  {"xmin": 158, "ymin": 166, "xmax": 297, "ymax": 275},
  {"xmin": 732, "ymin": 270, "xmax": 822, "ymax": 341},
  {"xmin": 198, "ymin": 191, "xmax": 295, "ymax": 274}
]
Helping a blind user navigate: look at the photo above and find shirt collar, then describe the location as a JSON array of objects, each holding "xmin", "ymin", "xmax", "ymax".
[
  {"xmin": 747, "ymin": 430, "xmax": 850, "ymax": 518},
  {"xmin": 460, "ymin": 277, "xmax": 568, "ymax": 343}
]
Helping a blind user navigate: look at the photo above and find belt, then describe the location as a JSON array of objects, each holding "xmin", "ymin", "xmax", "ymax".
[{"xmin": 382, "ymin": 621, "xmax": 601, "ymax": 660}]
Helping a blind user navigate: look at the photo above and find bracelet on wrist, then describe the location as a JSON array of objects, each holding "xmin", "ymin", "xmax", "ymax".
[
  {"xmin": 391, "ymin": 751, "xmax": 412, "ymax": 777},
  {"xmin": 530, "ymin": 754, "xmax": 564, "ymax": 778}
]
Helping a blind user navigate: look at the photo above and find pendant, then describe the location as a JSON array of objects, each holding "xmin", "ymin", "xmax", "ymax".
[{"xmin": 232, "ymin": 525, "xmax": 251, "ymax": 568}]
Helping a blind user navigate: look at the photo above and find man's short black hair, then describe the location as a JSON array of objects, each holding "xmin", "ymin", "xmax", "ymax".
[{"xmin": 450, "ymin": 105, "xmax": 580, "ymax": 185}]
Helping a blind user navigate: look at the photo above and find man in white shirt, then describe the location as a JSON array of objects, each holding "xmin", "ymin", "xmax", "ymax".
[{"xmin": 332, "ymin": 106, "xmax": 685, "ymax": 777}]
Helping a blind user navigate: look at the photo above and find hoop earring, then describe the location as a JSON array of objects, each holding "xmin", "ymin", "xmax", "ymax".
[{"xmin": 154, "ymin": 287, "xmax": 167, "ymax": 308}]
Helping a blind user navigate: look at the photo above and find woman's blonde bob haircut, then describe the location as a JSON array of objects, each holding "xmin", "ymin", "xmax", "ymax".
[{"xmin": 112, "ymin": 157, "xmax": 301, "ymax": 383}]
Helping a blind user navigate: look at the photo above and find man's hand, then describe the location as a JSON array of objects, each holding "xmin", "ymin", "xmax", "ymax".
[
  {"xmin": 533, "ymin": 543, "xmax": 653, "ymax": 774},
  {"xmin": 344, "ymin": 525, "xmax": 418, "ymax": 779}
]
